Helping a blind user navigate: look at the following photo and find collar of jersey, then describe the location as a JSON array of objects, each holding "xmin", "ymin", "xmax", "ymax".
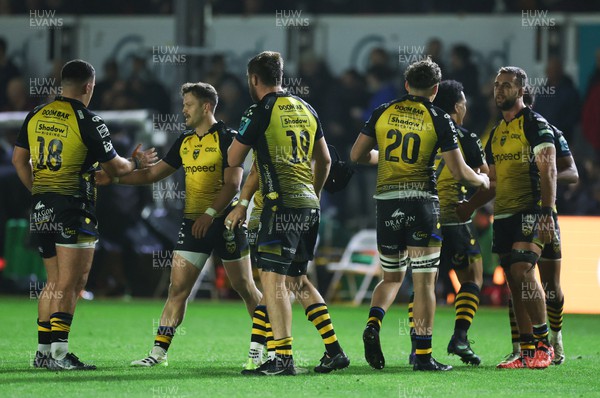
[
  {"xmin": 262, "ymin": 91, "xmax": 287, "ymax": 100},
  {"xmin": 501, "ymin": 106, "xmax": 527, "ymax": 124},
  {"xmin": 402, "ymin": 94, "xmax": 431, "ymax": 104},
  {"xmin": 194, "ymin": 121, "xmax": 224, "ymax": 139},
  {"xmin": 54, "ymin": 95, "xmax": 85, "ymax": 107}
]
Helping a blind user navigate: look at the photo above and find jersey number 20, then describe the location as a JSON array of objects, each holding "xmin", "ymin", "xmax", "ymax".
[{"xmin": 384, "ymin": 129, "xmax": 420, "ymax": 164}]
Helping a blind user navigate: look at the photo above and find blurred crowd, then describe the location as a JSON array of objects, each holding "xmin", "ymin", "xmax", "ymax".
[
  {"xmin": 1, "ymin": 30, "xmax": 600, "ymax": 296},
  {"xmin": 2, "ymin": 34, "xmax": 600, "ymax": 223}
]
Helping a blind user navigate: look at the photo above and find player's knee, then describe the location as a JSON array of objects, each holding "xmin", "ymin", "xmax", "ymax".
[
  {"xmin": 379, "ymin": 252, "xmax": 408, "ymax": 274},
  {"xmin": 167, "ymin": 281, "xmax": 191, "ymax": 301},
  {"xmin": 75, "ymin": 274, "xmax": 89, "ymax": 293},
  {"xmin": 509, "ymin": 249, "xmax": 539, "ymax": 267},
  {"xmin": 410, "ymin": 252, "xmax": 440, "ymax": 274},
  {"xmin": 507, "ymin": 249, "xmax": 538, "ymax": 279}
]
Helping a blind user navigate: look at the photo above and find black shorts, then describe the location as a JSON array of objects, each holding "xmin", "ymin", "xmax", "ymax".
[
  {"xmin": 175, "ymin": 217, "xmax": 249, "ymax": 261},
  {"xmin": 247, "ymin": 206, "xmax": 261, "ymax": 266},
  {"xmin": 376, "ymin": 198, "xmax": 442, "ymax": 256},
  {"xmin": 256, "ymin": 206, "xmax": 319, "ymax": 275},
  {"xmin": 440, "ymin": 223, "xmax": 482, "ymax": 271},
  {"xmin": 492, "ymin": 210, "xmax": 543, "ymax": 255},
  {"xmin": 30, "ymin": 194, "xmax": 98, "ymax": 259},
  {"xmin": 540, "ymin": 212, "xmax": 561, "ymax": 261}
]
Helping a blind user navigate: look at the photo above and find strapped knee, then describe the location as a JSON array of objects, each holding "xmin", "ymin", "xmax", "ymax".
[
  {"xmin": 509, "ymin": 249, "xmax": 539, "ymax": 267},
  {"xmin": 410, "ymin": 252, "xmax": 440, "ymax": 273},
  {"xmin": 379, "ymin": 253, "xmax": 408, "ymax": 273}
]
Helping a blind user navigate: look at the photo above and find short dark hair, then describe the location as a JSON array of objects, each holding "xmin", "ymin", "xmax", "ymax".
[
  {"xmin": 433, "ymin": 80, "xmax": 464, "ymax": 114},
  {"xmin": 181, "ymin": 82, "xmax": 218, "ymax": 110},
  {"xmin": 404, "ymin": 57, "xmax": 442, "ymax": 90},
  {"xmin": 247, "ymin": 51, "xmax": 284, "ymax": 87},
  {"xmin": 498, "ymin": 66, "xmax": 528, "ymax": 88},
  {"xmin": 61, "ymin": 59, "xmax": 95, "ymax": 85}
]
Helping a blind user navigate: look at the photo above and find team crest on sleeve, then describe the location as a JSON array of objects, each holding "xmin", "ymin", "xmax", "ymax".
[{"xmin": 239, "ymin": 117, "xmax": 250, "ymax": 135}]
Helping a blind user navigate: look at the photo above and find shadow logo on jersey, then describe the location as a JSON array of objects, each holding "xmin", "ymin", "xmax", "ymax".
[
  {"xmin": 500, "ymin": 135, "xmax": 507, "ymax": 146},
  {"xmin": 193, "ymin": 149, "xmax": 200, "ymax": 160}
]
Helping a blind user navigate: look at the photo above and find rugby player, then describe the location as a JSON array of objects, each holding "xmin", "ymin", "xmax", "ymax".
[
  {"xmin": 227, "ymin": 51, "xmax": 334, "ymax": 376},
  {"xmin": 350, "ymin": 58, "xmax": 489, "ymax": 371},
  {"xmin": 96, "ymin": 82, "xmax": 262, "ymax": 367},
  {"xmin": 13, "ymin": 59, "xmax": 157, "ymax": 370}
]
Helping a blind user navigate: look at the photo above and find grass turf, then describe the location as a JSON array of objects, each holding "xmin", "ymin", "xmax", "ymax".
[{"xmin": 1, "ymin": 297, "xmax": 599, "ymax": 398}]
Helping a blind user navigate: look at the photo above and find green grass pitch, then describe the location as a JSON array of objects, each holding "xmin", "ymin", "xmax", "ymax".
[{"xmin": 1, "ymin": 297, "xmax": 599, "ymax": 397}]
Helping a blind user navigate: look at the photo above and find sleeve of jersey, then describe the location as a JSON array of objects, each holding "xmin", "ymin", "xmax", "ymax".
[
  {"xmin": 359, "ymin": 104, "xmax": 386, "ymax": 138},
  {"xmin": 15, "ymin": 111, "xmax": 34, "ymax": 149},
  {"xmin": 463, "ymin": 133, "xmax": 486, "ymax": 168},
  {"xmin": 80, "ymin": 112, "xmax": 117, "ymax": 163},
  {"xmin": 527, "ymin": 114, "xmax": 555, "ymax": 156},
  {"xmin": 305, "ymin": 102, "xmax": 324, "ymax": 141},
  {"xmin": 434, "ymin": 111, "xmax": 459, "ymax": 152},
  {"xmin": 553, "ymin": 127, "xmax": 572, "ymax": 158},
  {"xmin": 161, "ymin": 134, "xmax": 184, "ymax": 169},
  {"xmin": 220, "ymin": 130, "xmax": 235, "ymax": 169},
  {"xmin": 485, "ymin": 133, "xmax": 494, "ymax": 165},
  {"xmin": 235, "ymin": 105, "xmax": 262, "ymax": 146}
]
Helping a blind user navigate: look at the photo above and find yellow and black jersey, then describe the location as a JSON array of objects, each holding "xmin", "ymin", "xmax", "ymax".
[
  {"xmin": 361, "ymin": 94, "xmax": 458, "ymax": 198},
  {"xmin": 236, "ymin": 92, "xmax": 322, "ymax": 209},
  {"xmin": 251, "ymin": 154, "xmax": 264, "ymax": 211},
  {"xmin": 15, "ymin": 96, "xmax": 117, "ymax": 203},
  {"xmin": 435, "ymin": 124, "xmax": 486, "ymax": 224},
  {"xmin": 551, "ymin": 124, "xmax": 571, "ymax": 159},
  {"xmin": 485, "ymin": 107, "xmax": 554, "ymax": 217},
  {"xmin": 162, "ymin": 121, "xmax": 235, "ymax": 219}
]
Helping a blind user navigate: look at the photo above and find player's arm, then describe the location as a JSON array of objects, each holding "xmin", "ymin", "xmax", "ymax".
[
  {"xmin": 212, "ymin": 166, "xmax": 243, "ymax": 214},
  {"xmin": 99, "ymin": 143, "xmax": 158, "ymax": 178},
  {"xmin": 442, "ymin": 148, "xmax": 489, "ymax": 189},
  {"xmin": 12, "ymin": 146, "xmax": 33, "ymax": 192},
  {"xmin": 350, "ymin": 133, "xmax": 378, "ymax": 165},
  {"xmin": 192, "ymin": 165, "xmax": 243, "ymax": 239},
  {"xmin": 228, "ymin": 140, "xmax": 252, "ymax": 168},
  {"xmin": 82, "ymin": 112, "xmax": 158, "ymax": 177},
  {"xmin": 556, "ymin": 155, "xmax": 578, "ymax": 184},
  {"xmin": 225, "ymin": 161, "xmax": 259, "ymax": 230},
  {"xmin": 312, "ymin": 137, "xmax": 332, "ymax": 198},
  {"xmin": 456, "ymin": 164, "xmax": 496, "ymax": 222},
  {"xmin": 96, "ymin": 160, "xmax": 176, "ymax": 186},
  {"xmin": 536, "ymin": 144, "xmax": 557, "ymax": 243},
  {"xmin": 351, "ymin": 104, "xmax": 384, "ymax": 165},
  {"xmin": 13, "ymin": 111, "xmax": 35, "ymax": 191}
]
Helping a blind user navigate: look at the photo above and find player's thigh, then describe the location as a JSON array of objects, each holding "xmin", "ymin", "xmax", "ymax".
[
  {"xmin": 42, "ymin": 256, "xmax": 58, "ymax": 284},
  {"xmin": 376, "ymin": 199, "xmax": 408, "ymax": 272},
  {"xmin": 442, "ymin": 223, "xmax": 482, "ymax": 283},
  {"xmin": 405, "ymin": 199, "xmax": 442, "ymax": 274},
  {"xmin": 405, "ymin": 199, "xmax": 442, "ymax": 250},
  {"xmin": 171, "ymin": 218, "xmax": 217, "ymax": 291},
  {"xmin": 255, "ymin": 207, "xmax": 317, "ymax": 275},
  {"xmin": 169, "ymin": 251, "xmax": 203, "ymax": 294},
  {"xmin": 55, "ymin": 246, "xmax": 95, "ymax": 285}
]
